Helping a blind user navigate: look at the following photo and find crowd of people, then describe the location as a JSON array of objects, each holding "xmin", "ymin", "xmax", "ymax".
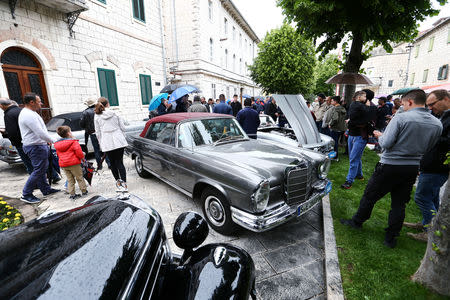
[
  {"xmin": 0, "ymin": 93, "xmax": 128, "ymax": 203},
  {"xmin": 310, "ymin": 88, "xmax": 449, "ymax": 248},
  {"xmin": 151, "ymin": 93, "xmax": 283, "ymax": 139}
]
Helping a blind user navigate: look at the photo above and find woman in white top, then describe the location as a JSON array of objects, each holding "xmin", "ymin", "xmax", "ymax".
[{"xmin": 94, "ymin": 97, "xmax": 128, "ymax": 191}]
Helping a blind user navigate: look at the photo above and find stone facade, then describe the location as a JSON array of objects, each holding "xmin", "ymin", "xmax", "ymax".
[
  {"xmin": 360, "ymin": 17, "xmax": 450, "ymax": 96},
  {"xmin": 162, "ymin": 0, "xmax": 260, "ymax": 100},
  {"xmin": 408, "ymin": 17, "xmax": 450, "ymax": 88},
  {"xmin": 0, "ymin": 0, "xmax": 166, "ymax": 124}
]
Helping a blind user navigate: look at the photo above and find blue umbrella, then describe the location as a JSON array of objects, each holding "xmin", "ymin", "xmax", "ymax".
[
  {"xmin": 169, "ymin": 85, "xmax": 200, "ymax": 103},
  {"xmin": 149, "ymin": 93, "xmax": 168, "ymax": 111},
  {"xmin": 242, "ymin": 94, "xmax": 252, "ymax": 98}
]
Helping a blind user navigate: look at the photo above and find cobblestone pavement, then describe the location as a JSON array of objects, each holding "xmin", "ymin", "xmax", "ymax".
[{"xmin": 0, "ymin": 157, "xmax": 326, "ymax": 299}]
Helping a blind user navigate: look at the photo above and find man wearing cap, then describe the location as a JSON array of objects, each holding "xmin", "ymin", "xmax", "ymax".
[
  {"xmin": 80, "ymin": 97, "xmax": 107, "ymax": 170},
  {"xmin": 0, "ymin": 98, "xmax": 33, "ymax": 173}
]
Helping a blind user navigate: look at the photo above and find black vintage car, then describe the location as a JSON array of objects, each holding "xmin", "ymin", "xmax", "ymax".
[{"xmin": 0, "ymin": 195, "xmax": 256, "ymax": 299}]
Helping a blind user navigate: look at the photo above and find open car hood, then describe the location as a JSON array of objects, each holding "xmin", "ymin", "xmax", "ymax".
[{"xmin": 272, "ymin": 94, "xmax": 322, "ymax": 145}]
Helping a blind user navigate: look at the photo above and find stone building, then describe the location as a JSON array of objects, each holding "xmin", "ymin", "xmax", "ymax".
[
  {"xmin": 360, "ymin": 16, "xmax": 450, "ymax": 96},
  {"xmin": 0, "ymin": 0, "xmax": 167, "ymax": 123},
  {"xmin": 162, "ymin": 0, "xmax": 260, "ymax": 100},
  {"xmin": 408, "ymin": 17, "xmax": 450, "ymax": 90}
]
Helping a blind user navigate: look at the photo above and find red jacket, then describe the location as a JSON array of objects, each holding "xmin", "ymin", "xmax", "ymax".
[{"xmin": 54, "ymin": 139, "xmax": 84, "ymax": 167}]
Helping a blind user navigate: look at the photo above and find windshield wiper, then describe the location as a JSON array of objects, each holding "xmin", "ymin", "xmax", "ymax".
[{"xmin": 213, "ymin": 135, "xmax": 247, "ymax": 146}]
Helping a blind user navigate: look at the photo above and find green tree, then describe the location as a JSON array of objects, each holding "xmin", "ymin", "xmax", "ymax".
[
  {"xmin": 314, "ymin": 54, "xmax": 340, "ymax": 96},
  {"xmin": 249, "ymin": 24, "xmax": 316, "ymax": 95},
  {"xmin": 277, "ymin": 0, "xmax": 447, "ymax": 104}
]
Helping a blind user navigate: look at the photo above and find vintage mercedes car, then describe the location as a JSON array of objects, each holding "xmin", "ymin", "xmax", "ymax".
[
  {"xmin": 0, "ymin": 195, "xmax": 256, "ymax": 299},
  {"xmin": 257, "ymin": 94, "xmax": 334, "ymax": 155},
  {"xmin": 126, "ymin": 112, "xmax": 331, "ymax": 234},
  {"xmin": 0, "ymin": 111, "xmax": 145, "ymax": 165}
]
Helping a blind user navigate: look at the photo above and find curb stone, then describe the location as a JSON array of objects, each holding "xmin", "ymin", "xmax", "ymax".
[{"xmin": 322, "ymin": 194, "xmax": 344, "ymax": 300}]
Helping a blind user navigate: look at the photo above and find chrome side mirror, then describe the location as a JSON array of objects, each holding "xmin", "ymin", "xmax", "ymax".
[{"xmin": 173, "ymin": 212, "xmax": 208, "ymax": 258}]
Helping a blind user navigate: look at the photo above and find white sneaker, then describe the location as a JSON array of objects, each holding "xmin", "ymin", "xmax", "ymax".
[{"xmin": 115, "ymin": 180, "xmax": 123, "ymax": 192}]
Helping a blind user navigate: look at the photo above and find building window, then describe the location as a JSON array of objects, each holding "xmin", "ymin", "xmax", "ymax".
[
  {"xmin": 422, "ymin": 69, "xmax": 429, "ymax": 83},
  {"xmin": 428, "ymin": 36, "xmax": 434, "ymax": 52},
  {"xmin": 97, "ymin": 68, "xmax": 119, "ymax": 106},
  {"xmin": 239, "ymin": 33, "xmax": 242, "ymax": 46},
  {"xmin": 208, "ymin": 0, "xmax": 213, "ymax": 20},
  {"xmin": 132, "ymin": 0, "xmax": 145, "ymax": 22},
  {"xmin": 98, "ymin": 0, "xmax": 106, "ymax": 3},
  {"xmin": 139, "ymin": 74, "xmax": 153, "ymax": 105},
  {"xmin": 224, "ymin": 18, "xmax": 228, "ymax": 35},
  {"xmin": 388, "ymin": 80, "xmax": 393, "ymax": 87},
  {"xmin": 224, "ymin": 49, "xmax": 228, "ymax": 68},
  {"xmin": 232, "ymin": 26, "xmax": 236, "ymax": 41},
  {"xmin": 226, "ymin": 86, "xmax": 230, "ymax": 99},
  {"xmin": 410, "ymin": 73, "xmax": 415, "ymax": 85},
  {"xmin": 239, "ymin": 58, "xmax": 242, "ymax": 74},
  {"xmin": 209, "ymin": 38, "xmax": 213, "ymax": 62},
  {"xmin": 244, "ymin": 39, "xmax": 247, "ymax": 53},
  {"xmin": 448, "ymin": 28, "xmax": 450, "ymax": 43},
  {"xmin": 233, "ymin": 54, "xmax": 236, "ymax": 72},
  {"xmin": 438, "ymin": 64, "xmax": 449, "ymax": 80},
  {"xmin": 211, "ymin": 83, "xmax": 216, "ymax": 99},
  {"xmin": 414, "ymin": 44, "xmax": 420, "ymax": 58}
]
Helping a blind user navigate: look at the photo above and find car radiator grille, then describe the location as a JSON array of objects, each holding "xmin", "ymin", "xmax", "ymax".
[{"xmin": 285, "ymin": 165, "xmax": 311, "ymax": 205}]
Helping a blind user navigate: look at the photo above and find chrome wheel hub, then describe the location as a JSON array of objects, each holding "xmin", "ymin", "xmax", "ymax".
[{"xmin": 205, "ymin": 196, "xmax": 225, "ymax": 227}]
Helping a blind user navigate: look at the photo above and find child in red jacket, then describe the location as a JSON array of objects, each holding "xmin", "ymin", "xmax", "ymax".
[{"xmin": 54, "ymin": 126, "xmax": 88, "ymax": 199}]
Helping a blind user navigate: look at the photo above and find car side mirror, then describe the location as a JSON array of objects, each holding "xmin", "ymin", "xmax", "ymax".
[{"xmin": 173, "ymin": 212, "xmax": 208, "ymax": 261}]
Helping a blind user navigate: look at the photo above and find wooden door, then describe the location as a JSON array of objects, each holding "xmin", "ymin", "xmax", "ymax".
[{"xmin": 1, "ymin": 48, "xmax": 52, "ymax": 122}]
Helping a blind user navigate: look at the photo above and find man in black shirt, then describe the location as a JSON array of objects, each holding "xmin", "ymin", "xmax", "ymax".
[{"xmin": 230, "ymin": 94, "xmax": 242, "ymax": 117}]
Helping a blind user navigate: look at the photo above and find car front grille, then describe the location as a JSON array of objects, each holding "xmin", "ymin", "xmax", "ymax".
[{"xmin": 285, "ymin": 164, "xmax": 311, "ymax": 205}]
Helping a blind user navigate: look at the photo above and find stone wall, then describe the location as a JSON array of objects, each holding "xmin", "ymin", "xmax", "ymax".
[{"xmin": 0, "ymin": 0, "xmax": 166, "ymax": 123}]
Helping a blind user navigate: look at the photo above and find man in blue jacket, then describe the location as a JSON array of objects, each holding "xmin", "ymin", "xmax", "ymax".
[
  {"xmin": 213, "ymin": 94, "xmax": 232, "ymax": 115},
  {"xmin": 236, "ymin": 98, "xmax": 260, "ymax": 139},
  {"xmin": 340, "ymin": 89, "xmax": 442, "ymax": 248}
]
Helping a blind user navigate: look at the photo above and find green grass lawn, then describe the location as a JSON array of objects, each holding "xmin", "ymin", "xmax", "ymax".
[{"xmin": 328, "ymin": 148, "xmax": 449, "ymax": 300}]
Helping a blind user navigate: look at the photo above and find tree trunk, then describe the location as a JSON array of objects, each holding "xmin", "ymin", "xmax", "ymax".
[
  {"xmin": 412, "ymin": 176, "xmax": 450, "ymax": 296},
  {"xmin": 343, "ymin": 32, "xmax": 364, "ymax": 108}
]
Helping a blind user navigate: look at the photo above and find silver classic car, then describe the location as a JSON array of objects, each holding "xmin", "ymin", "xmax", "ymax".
[
  {"xmin": 126, "ymin": 112, "xmax": 331, "ymax": 235},
  {"xmin": 257, "ymin": 94, "xmax": 334, "ymax": 155}
]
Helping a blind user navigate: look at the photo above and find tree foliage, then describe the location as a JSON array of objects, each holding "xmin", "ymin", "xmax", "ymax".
[
  {"xmin": 249, "ymin": 24, "xmax": 316, "ymax": 95},
  {"xmin": 314, "ymin": 54, "xmax": 340, "ymax": 96},
  {"xmin": 277, "ymin": 0, "xmax": 447, "ymax": 103}
]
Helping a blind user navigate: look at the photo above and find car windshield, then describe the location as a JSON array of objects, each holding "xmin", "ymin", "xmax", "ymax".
[
  {"xmin": 46, "ymin": 118, "xmax": 65, "ymax": 132},
  {"xmin": 178, "ymin": 118, "xmax": 246, "ymax": 148}
]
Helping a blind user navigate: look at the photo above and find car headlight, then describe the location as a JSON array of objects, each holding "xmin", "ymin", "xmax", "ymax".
[
  {"xmin": 318, "ymin": 159, "xmax": 331, "ymax": 179},
  {"xmin": 252, "ymin": 180, "xmax": 270, "ymax": 212}
]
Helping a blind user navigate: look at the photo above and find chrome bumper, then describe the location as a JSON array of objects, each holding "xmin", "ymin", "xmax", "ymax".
[
  {"xmin": 231, "ymin": 181, "xmax": 330, "ymax": 232},
  {"xmin": 0, "ymin": 154, "xmax": 22, "ymax": 164}
]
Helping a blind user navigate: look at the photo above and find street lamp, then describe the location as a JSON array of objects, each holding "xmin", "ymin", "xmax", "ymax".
[{"xmin": 404, "ymin": 44, "xmax": 414, "ymax": 87}]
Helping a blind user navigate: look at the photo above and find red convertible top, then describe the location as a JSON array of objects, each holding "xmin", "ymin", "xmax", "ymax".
[{"xmin": 140, "ymin": 113, "xmax": 233, "ymax": 137}]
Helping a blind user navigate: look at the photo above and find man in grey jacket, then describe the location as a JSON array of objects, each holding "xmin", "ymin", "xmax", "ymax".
[
  {"xmin": 340, "ymin": 89, "xmax": 442, "ymax": 248},
  {"xmin": 187, "ymin": 95, "xmax": 207, "ymax": 113}
]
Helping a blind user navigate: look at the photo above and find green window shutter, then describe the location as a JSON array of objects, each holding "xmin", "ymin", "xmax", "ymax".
[
  {"xmin": 415, "ymin": 45, "xmax": 420, "ymax": 58},
  {"xmin": 139, "ymin": 74, "xmax": 153, "ymax": 105},
  {"xmin": 410, "ymin": 73, "xmax": 415, "ymax": 85},
  {"xmin": 132, "ymin": 0, "xmax": 145, "ymax": 22},
  {"xmin": 428, "ymin": 37, "xmax": 434, "ymax": 52},
  {"xmin": 97, "ymin": 68, "xmax": 119, "ymax": 106},
  {"xmin": 422, "ymin": 69, "xmax": 428, "ymax": 83}
]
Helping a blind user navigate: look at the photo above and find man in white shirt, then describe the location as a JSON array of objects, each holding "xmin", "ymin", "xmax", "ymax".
[{"xmin": 19, "ymin": 93, "xmax": 60, "ymax": 203}]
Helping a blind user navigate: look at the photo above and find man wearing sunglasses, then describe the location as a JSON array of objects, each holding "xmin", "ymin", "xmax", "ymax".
[
  {"xmin": 340, "ymin": 89, "xmax": 442, "ymax": 248},
  {"xmin": 406, "ymin": 89, "xmax": 450, "ymax": 241}
]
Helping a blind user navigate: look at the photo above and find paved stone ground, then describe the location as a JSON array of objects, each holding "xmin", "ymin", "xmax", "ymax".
[{"xmin": 0, "ymin": 156, "xmax": 326, "ymax": 299}]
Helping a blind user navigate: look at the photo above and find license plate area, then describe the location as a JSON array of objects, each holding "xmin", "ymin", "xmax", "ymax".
[{"xmin": 297, "ymin": 197, "xmax": 320, "ymax": 216}]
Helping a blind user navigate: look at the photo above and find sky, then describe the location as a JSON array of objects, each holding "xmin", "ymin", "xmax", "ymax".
[{"xmin": 233, "ymin": 0, "xmax": 450, "ymax": 41}]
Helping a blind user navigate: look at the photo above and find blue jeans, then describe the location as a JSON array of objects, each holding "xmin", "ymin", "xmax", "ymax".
[
  {"xmin": 414, "ymin": 172, "xmax": 448, "ymax": 227},
  {"xmin": 90, "ymin": 134, "xmax": 110, "ymax": 167},
  {"xmin": 16, "ymin": 145, "xmax": 33, "ymax": 174},
  {"xmin": 23, "ymin": 145, "xmax": 51, "ymax": 196},
  {"xmin": 346, "ymin": 135, "xmax": 367, "ymax": 183},
  {"xmin": 330, "ymin": 130, "xmax": 343, "ymax": 158}
]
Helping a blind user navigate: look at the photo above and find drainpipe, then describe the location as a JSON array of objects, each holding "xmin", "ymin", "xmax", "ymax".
[
  {"xmin": 172, "ymin": 0, "xmax": 179, "ymax": 70},
  {"xmin": 158, "ymin": 0, "xmax": 167, "ymax": 85}
]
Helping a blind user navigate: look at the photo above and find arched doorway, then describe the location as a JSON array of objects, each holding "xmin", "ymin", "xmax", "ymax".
[{"xmin": 1, "ymin": 47, "xmax": 52, "ymax": 122}]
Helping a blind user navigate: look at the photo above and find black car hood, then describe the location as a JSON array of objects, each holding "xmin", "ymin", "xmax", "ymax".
[
  {"xmin": 0, "ymin": 195, "xmax": 162, "ymax": 299},
  {"xmin": 272, "ymin": 94, "xmax": 322, "ymax": 145}
]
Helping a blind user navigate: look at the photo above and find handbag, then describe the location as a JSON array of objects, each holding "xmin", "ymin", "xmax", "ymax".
[{"xmin": 81, "ymin": 159, "xmax": 95, "ymax": 185}]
